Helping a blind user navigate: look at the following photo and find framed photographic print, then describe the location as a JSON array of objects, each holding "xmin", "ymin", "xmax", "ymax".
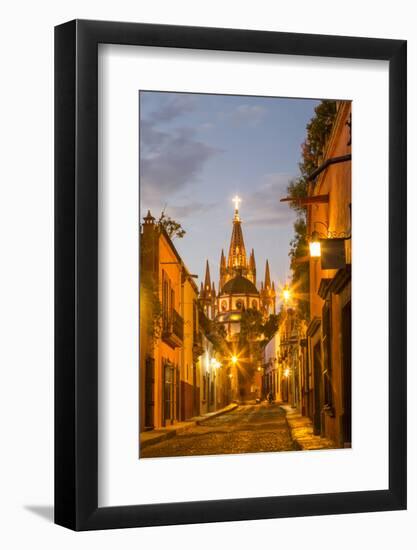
[{"xmin": 55, "ymin": 20, "xmax": 407, "ymax": 530}]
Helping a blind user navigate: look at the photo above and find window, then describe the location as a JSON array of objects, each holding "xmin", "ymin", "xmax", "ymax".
[
  {"xmin": 322, "ymin": 302, "xmax": 333, "ymax": 407},
  {"xmin": 162, "ymin": 270, "xmax": 169, "ymax": 328},
  {"xmin": 145, "ymin": 356, "xmax": 154, "ymax": 428},
  {"xmin": 171, "ymin": 288, "xmax": 175, "ymax": 314}
]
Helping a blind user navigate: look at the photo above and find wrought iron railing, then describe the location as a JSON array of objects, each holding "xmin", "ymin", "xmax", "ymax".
[
  {"xmin": 162, "ymin": 308, "xmax": 184, "ymax": 343},
  {"xmin": 172, "ymin": 309, "xmax": 184, "ymax": 341}
]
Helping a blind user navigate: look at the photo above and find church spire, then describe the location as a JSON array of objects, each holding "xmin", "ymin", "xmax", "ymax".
[
  {"xmin": 264, "ymin": 260, "xmax": 271, "ymax": 289},
  {"xmin": 200, "ymin": 260, "xmax": 216, "ymax": 319},
  {"xmin": 249, "ymin": 249, "xmax": 255, "ymax": 269},
  {"xmin": 220, "ymin": 249, "xmax": 226, "ymax": 269},
  {"xmin": 260, "ymin": 261, "xmax": 276, "ymax": 315},
  {"xmin": 219, "ymin": 249, "xmax": 227, "ymax": 291},
  {"xmin": 204, "ymin": 260, "xmax": 211, "ymax": 291},
  {"xmin": 227, "ymin": 196, "xmax": 247, "ymax": 272},
  {"xmin": 248, "ymin": 248, "xmax": 256, "ymax": 285}
]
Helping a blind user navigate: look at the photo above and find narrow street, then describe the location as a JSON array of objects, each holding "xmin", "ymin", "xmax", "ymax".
[{"xmin": 141, "ymin": 403, "xmax": 296, "ymax": 458}]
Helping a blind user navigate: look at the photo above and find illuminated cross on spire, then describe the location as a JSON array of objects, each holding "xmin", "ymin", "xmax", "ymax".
[{"xmin": 232, "ymin": 195, "xmax": 241, "ymax": 212}]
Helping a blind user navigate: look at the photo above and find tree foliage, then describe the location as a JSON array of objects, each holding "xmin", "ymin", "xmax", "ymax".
[
  {"xmin": 287, "ymin": 100, "xmax": 337, "ymax": 217},
  {"xmin": 197, "ymin": 302, "xmax": 228, "ymax": 354},
  {"xmin": 157, "ymin": 210, "xmax": 186, "ymax": 240},
  {"xmin": 238, "ymin": 309, "xmax": 281, "ymax": 379},
  {"xmin": 239, "ymin": 309, "xmax": 280, "ymax": 345},
  {"xmin": 300, "ymin": 100, "xmax": 337, "ymax": 178},
  {"xmin": 263, "ymin": 313, "xmax": 281, "ymax": 342},
  {"xmin": 239, "ymin": 308, "xmax": 263, "ymax": 342},
  {"xmin": 286, "ymin": 100, "xmax": 337, "ymax": 321}
]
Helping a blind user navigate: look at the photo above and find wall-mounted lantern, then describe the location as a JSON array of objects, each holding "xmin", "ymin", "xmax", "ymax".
[
  {"xmin": 308, "ymin": 223, "xmax": 350, "ymax": 269},
  {"xmin": 309, "ymin": 231, "xmax": 321, "ymax": 258}
]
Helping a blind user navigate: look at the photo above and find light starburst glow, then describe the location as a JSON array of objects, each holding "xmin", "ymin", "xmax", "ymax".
[{"xmin": 232, "ymin": 195, "xmax": 241, "ymax": 211}]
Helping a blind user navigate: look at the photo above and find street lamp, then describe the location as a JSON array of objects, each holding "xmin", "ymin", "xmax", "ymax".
[
  {"xmin": 283, "ymin": 284, "xmax": 291, "ymax": 304},
  {"xmin": 231, "ymin": 355, "xmax": 238, "ymax": 365},
  {"xmin": 211, "ymin": 358, "xmax": 221, "ymax": 370},
  {"xmin": 309, "ymin": 230, "xmax": 321, "ymax": 258}
]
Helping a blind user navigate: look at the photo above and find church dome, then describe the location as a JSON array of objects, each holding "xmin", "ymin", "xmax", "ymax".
[{"xmin": 221, "ymin": 275, "xmax": 259, "ymax": 296}]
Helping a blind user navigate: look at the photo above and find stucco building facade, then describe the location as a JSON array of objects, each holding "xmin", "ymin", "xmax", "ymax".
[{"xmin": 306, "ymin": 100, "xmax": 352, "ymax": 447}]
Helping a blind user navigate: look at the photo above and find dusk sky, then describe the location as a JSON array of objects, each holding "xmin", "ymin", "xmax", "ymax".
[{"xmin": 139, "ymin": 91, "xmax": 320, "ymax": 293}]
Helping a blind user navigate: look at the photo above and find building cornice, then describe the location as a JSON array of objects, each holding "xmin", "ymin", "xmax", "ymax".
[
  {"xmin": 307, "ymin": 316, "xmax": 321, "ymax": 337},
  {"xmin": 328, "ymin": 266, "xmax": 351, "ymax": 295},
  {"xmin": 318, "ymin": 278, "xmax": 333, "ymax": 300}
]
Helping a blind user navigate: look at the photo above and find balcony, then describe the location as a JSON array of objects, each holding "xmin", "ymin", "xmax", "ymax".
[
  {"xmin": 162, "ymin": 309, "xmax": 184, "ymax": 348},
  {"xmin": 192, "ymin": 331, "xmax": 204, "ymax": 358}
]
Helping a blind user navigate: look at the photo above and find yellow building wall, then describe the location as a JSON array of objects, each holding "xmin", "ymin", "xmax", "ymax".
[
  {"xmin": 307, "ymin": 101, "xmax": 352, "ymax": 445},
  {"xmin": 309, "ymin": 102, "xmax": 351, "ymax": 323},
  {"xmin": 180, "ymin": 277, "xmax": 198, "ymax": 419}
]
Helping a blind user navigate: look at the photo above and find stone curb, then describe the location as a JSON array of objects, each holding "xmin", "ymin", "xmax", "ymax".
[
  {"xmin": 279, "ymin": 405, "xmax": 302, "ymax": 450},
  {"xmin": 280, "ymin": 405, "xmax": 337, "ymax": 451},
  {"xmin": 140, "ymin": 403, "xmax": 239, "ymax": 450}
]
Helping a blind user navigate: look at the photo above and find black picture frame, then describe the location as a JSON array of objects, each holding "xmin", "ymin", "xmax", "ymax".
[{"xmin": 55, "ymin": 19, "xmax": 407, "ymax": 531}]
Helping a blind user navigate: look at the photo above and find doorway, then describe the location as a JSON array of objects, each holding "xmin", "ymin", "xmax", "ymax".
[
  {"xmin": 192, "ymin": 364, "xmax": 199, "ymax": 416},
  {"xmin": 163, "ymin": 362, "xmax": 175, "ymax": 426},
  {"xmin": 144, "ymin": 356, "xmax": 154, "ymax": 429},
  {"xmin": 313, "ymin": 341, "xmax": 323, "ymax": 435},
  {"xmin": 341, "ymin": 301, "xmax": 352, "ymax": 446}
]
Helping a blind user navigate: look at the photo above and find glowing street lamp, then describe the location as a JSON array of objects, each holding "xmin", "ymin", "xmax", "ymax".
[
  {"xmin": 211, "ymin": 358, "xmax": 222, "ymax": 370},
  {"xmin": 309, "ymin": 231, "xmax": 321, "ymax": 258},
  {"xmin": 283, "ymin": 284, "xmax": 291, "ymax": 304},
  {"xmin": 284, "ymin": 368, "xmax": 290, "ymax": 378},
  {"xmin": 231, "ymin": 355, "xmax": 238, "ymax": 365}
]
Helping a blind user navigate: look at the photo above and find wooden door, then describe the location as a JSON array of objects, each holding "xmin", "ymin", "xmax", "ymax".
[
  {"xmin": 342, "ymin": 301, "xmax": 352, "ymax": 446},
  {"xmin": 313, "ymin": 342, "xmax": 323, "ymax": 435}
]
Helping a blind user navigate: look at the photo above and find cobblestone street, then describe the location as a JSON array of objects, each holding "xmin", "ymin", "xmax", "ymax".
[{"xmin": 141, "ymin": 403, "xmax": 296, "ymax": 458}]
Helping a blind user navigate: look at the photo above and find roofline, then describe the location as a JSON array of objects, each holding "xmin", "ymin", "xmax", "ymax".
[{"xmin": 159, "ymin": 227, "xmax": 199, "ymax": 293}]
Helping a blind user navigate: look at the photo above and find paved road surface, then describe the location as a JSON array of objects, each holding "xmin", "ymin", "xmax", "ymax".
[{"xmin": 141, "ymin": 402, "xmax": 296, "ymax": 458}]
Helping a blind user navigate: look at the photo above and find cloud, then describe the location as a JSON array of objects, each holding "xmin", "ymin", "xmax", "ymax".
[
  {"xmin": 149, "ymin": 94, "xmax": 197, "ymax": 123},
  {"xmin": 140, "ymin": 120, "xmax": 169, "ymax": 151},
  {"xmin": 243, "ymin": 173, "xmax": 297, "ymax": 227},
  {"xmin": 140, "ymin": 94, "xmax": 223, "ymax": 211},
  {"xmin": 200, "ymin": 122, "xmax": 214, "ymax": 130},
  {"xmin": 229, "ymin": 104, "xmax": 266, "ymax": 126},
  {"xmin": 141, "ymin": 126, "xmax": 220, "ymax": 202},
  {"xmin": 165, "ymin": 201, "xmax": 217, "ymax": 219}
]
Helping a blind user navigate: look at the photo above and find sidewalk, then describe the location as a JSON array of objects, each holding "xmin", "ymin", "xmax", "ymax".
[
  {"xmin": 280, "ymin": 404, "xmax": 338, "ymax": 451},
  {"xmin": 140, "ymin": 403, "xmax": 239, "ymax": 450}
]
